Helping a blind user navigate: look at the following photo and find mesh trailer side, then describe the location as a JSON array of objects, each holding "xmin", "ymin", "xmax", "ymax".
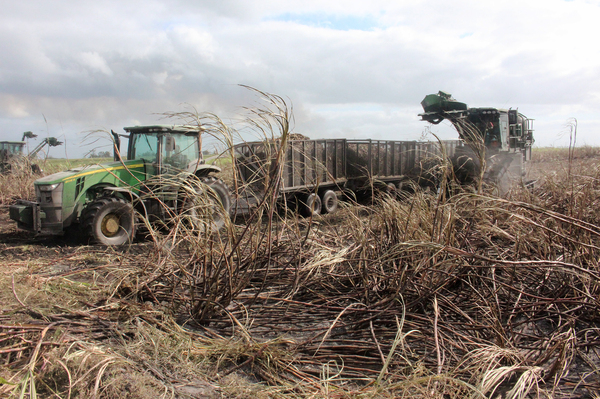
[
  {"xmin": 234, "ymin": 139, "xmax": 464, "ymax": 195},
  {"xmin": 284, "ymin": 139, "xmax": 346, "ymax": 192},
  {"xmin": 345, "ymin": 139, "xmax": 450, "ymax": 180},
  {"xmin": 234, "ymin": 139, "xmax": 347, "ymax": 195}
]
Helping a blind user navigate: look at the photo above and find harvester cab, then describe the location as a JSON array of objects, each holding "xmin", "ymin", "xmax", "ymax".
[
  {"xmin": 1, "ymin": 136, "xmax": 63, "ymax": 174},
  {"xmin": 0, "ymin": 141, "xmax": 26, "ymax": 173},
  {"xmin": 0, "ymin": 141, "xmax": 26, "ymax": 160}
]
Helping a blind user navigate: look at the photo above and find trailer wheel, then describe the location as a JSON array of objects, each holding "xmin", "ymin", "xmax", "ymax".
[
  {"xmin": 385, "ymin": 183, "xmax": 397, "ymax": 197},
  {"xmin": 321, "ymin": 190, "xmax": 338, "ymax": 214},
  {"xmin": 81, "ymin": 197, "xmax": 135, "ymax": 246},
  {"xmin": 181, "ymin": 176, "xmax": 231, "ymax": 232},
  {"xmin": 301, "ymin": 193, "xmax": 322, "ymax": 217},
  {"xmin": 341, "ymin": 188, "xmax": 357, "ymax": 202}
]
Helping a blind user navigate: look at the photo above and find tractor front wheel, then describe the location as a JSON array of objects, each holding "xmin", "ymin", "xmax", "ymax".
[{"xmin": 81, "ymin": 197, "xmax": 136, "ymax": 245}]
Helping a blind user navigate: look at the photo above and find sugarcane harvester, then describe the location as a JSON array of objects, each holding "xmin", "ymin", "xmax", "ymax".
[
  {"xmin": 419, "ymin": 91, "xmax": 534, "ymax": 189},
  {"xmin": 1, "ymin": 133, "xmax": 63, "ymax": 173}
]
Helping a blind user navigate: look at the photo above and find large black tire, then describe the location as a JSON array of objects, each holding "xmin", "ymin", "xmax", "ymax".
[
  {"xmin": 181, "ymin": 176, "xmax": 231, "ymax": 232},
  {"xmin": 321, "ymin": 190, "xmax": 338, "ymax": 214},
  {"xmin": 202, "ymin": 176, "xmax": 231, "ymax": 230},
  {"xmin": 81, "ymin": 197, "xmax": 136, "ymax": 246},
  {"xmin": 301, "ymin": 193, "xmax": 322, "ymax": 217}
]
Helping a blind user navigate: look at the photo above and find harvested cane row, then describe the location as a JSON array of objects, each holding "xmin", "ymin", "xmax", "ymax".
[
  {"xmin": 6, "ymin": 97, "xmax": 600, "ymax": 397},
  {"xmin": 113, "ymin": 170, "xmax": 600, "ymax": 397}
]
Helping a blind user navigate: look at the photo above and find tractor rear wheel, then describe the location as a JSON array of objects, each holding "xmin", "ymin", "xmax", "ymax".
[
  {"xmin": 81, "ymin": 197, "xmax": 136, "ymax": 245},
  {"xmin": 180, "ymin": 177, "xmax": 231, "ymax": 232}
]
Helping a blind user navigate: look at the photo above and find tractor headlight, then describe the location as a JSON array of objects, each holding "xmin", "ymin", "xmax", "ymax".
[
  {"xmin": 36, "ymin": 183, "xmax": 63, "ymax": 205},
  {"xmin": 38, "ymin": 183, "xmax": 61, "ymax": 192}
]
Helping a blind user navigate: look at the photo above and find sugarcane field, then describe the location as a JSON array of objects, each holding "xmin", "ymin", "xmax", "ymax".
[{"xmin": 1, "ymin": 93, "xmax": 600, "ymax": 399}]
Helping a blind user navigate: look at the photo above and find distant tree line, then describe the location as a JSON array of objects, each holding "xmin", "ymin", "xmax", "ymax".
[{"xmin": 89, "ymin": 150, "xmax": 112, "ymax": 158}]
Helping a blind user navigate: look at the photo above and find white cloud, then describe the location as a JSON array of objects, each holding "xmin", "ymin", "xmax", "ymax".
[
  {"xmin": 168, "ymin": 26, "xmax": 216, "ymax": 63},
  {"xmin": 0, "ymin": 0, "xmax": 599, "ymax": 156},
  {"xmin": 0, "ymin": 95, "xmax": 31, "ymax": 118},
  {"xmin": 78, "ymin": 52, "xmax": 113, "ymax": 76},
  {"xmin": 153, "ymin": 71, "xmax": 169, "ymax": 85}
]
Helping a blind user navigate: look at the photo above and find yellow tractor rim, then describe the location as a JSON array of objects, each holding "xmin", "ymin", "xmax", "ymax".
[{"xmin": 101, "ymin": 214, "xmax": 121, "ymax": 237}]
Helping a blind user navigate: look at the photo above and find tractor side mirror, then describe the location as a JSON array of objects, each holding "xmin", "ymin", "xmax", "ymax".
[
  {"xmin": 508, "ymin": 109, "xmax": 518, "ymax": 125},
  {"xmin": 111, "ymin": 130, "xmax": 121, "ymax": 161}
]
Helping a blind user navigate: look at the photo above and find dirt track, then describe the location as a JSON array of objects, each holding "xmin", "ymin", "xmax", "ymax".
[
  {"xmin": 0, "ymin": 206, "xmax": 61, "ymax": 260},
  {"xmin": 0, "ymin": 206, "xmax": 89, "ymax": 266}
]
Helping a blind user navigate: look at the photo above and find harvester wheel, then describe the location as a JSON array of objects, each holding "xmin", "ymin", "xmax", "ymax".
[
  {"xmin": 321, "ymin": 190, "xmax": 338, "ymax": 214},
  {"xmin": 81, "ymin": 196, "xmax": 136, "ymax": 246},
  {"xmin": 180, "ymin": 176, "xmax": 231, "ymax": 232},
  {"xmin": 301, "ymin": 193, "xmax": 322, "ymax": 217},
  {"xmin": 484, "ymin": 152, "xmax": 522, "ymax": 196}
]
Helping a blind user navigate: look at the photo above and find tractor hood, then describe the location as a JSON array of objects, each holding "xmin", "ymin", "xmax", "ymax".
[{"xmin": 34, "ymin": 160, "xmax": 147, "ymax": 187}]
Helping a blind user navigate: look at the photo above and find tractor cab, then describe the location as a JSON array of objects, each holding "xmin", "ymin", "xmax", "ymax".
[{"xmin": 122, "ymin": 125, "xmax": 206, "ymax": 173}]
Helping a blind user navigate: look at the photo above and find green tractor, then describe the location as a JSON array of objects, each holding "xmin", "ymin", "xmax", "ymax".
[{"xmin": 9, "ymin": 125, "xmax": 231, "ymax": 245}]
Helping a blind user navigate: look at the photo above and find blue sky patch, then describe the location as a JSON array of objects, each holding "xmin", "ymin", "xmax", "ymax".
[{"xmin": 268, "ymin": 12, "xmax": 381, "ymax": 31}]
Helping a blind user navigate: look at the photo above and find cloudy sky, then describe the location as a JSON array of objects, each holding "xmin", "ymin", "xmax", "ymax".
[{"xmin": 1, "ymin": 0, "xmax": 599, "ymax": 158}]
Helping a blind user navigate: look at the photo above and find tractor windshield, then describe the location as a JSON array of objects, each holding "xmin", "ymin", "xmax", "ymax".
[
  {"xmin": 10, "ymin": 143, "xmax": 25, "ymax": 155},
  {"xmin": 162, "ymin": 134, "xmax": 199, "ymax": 169},
  {"xmin": 0, "ymin": 142, "xmax": 25, "ymax": 155},
  {"xmin": 130, "ymin": 133, "xmax": 160, "ymax": 162},
  {"xmin": 130, "ymin": 132, "xmax": 199, "ymax": 169}
]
